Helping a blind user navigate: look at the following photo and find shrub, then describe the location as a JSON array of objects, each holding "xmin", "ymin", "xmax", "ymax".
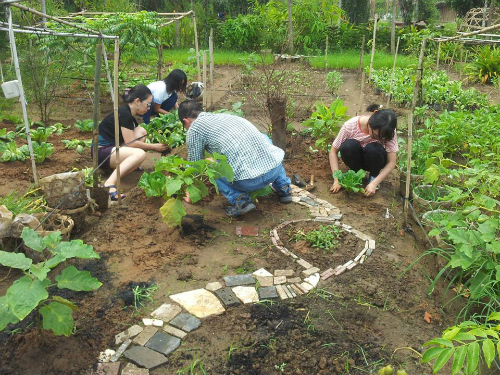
[{"xmin": 465, "ymin": 46, "xmax": 500, "ymax": 84}]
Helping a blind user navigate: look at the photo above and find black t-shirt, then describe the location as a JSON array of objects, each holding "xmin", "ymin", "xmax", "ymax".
[{"xmin": 98, "ymin": 106, "xmax": 137, "ymax": 146}]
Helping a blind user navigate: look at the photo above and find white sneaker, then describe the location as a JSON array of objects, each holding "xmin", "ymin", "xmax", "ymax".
[{"xmin": 368, "ymin": 176, "xmax": 380, "ymax": 190}]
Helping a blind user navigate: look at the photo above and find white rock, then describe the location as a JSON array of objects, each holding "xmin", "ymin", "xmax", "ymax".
[
  {"xmin": 232, "ymin": 286, "xmax": 259, "ymax": 304},
  {"xmin": 299, "ymin": 282, "xmax": 314, "ymax": 292},
  {"xmin": 253, "ymin": 268, "xmax": 273, "ymax": 277},
  {"xmin": 170, "ymin": 289, "xmax": 225, "ymax": 318},
  {"xmin": 205, "ymin": 282, "xmax": 223, "ymax": 292},
  {"xmin": 115, "ymin": 324, "xmax": 143, "ymax": 345},
  {"xmin": 152, "ymin": 319, "xmax": 164, "ymax": 327},
  {"xmin": 151, "ymin": 303, "xmax": 182, "ymax": 322},
  {"xmin": 98, "ymin": 349, "xmax": 115, "ymax": 363},
  {"xmin": 304, "ymin": 273, "xmax": 320, "ymax": 287},
  {"xmin": 142, "ymin": 318, "xmax": 154, "ymax": 326},
  {"xmin": 302, "ymin": 267, "xmax": 320, "ymax": 277}
]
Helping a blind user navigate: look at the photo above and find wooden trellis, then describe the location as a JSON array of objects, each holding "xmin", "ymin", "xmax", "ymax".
[{"xmin": 460, "ymin": 7, "xmax": 500, "ymax": 32}]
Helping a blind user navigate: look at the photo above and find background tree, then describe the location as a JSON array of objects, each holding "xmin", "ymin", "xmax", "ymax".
[
  {"xmin": 446, "ymin": 0, "xmax": 485, "ymax": 16},
  {"xmin": 342, "ymin": 0, "xmax": 370, "ymax": 24},
  {"xmin": 399, "ymin": 0, "xmax": 414, "ymax": 24}
]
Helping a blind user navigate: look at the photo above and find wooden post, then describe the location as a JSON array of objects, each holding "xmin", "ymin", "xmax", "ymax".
[
  {"xmin": 7, "ymin": 6, "xmax": 38, "ymax": 184},
  {"xmin": 287, "ymin": 0, "xmax": 293, "ymax": 53},
  {"xmin": 0, "ymin": 58, "xmax": 3, "ymax": 82},
  {"xmin": 192, "ymin": 13, "xmax": 201, "ymax": 81},
  {"xmin": 202, "ymin": 51, "xmax": 207, "ymax": 109},
  {"xmin": 325, "ymin": 35, "xmax": 328, "ymax": 70},
  {"xmin": 436, "ymin": 41, "xmax": 441, "ymax": 68},
  {"xmin": 450, "ymin": 43, "xmax": 457, "ymax": 65},
  {"xmin": 358, "ymin": 70, "xmax": 365, "ymax": 115},
  {"xmin": 368, "ymin": 14, "xmax": 378, "ymax": 81},
  {"xmin": 101, "ymin": 40, "xmax": 114, "ymax": 103},
  {"xmin": 157, "ymin": 44, "xmax": 163, "ymax": 81},
  {"xmin": 391, "ymin": 0, "xmax": 396, "ymax": 54},
  {"xmin": 387, "ymin": 36, "xmax": 400, "ymax": 107},
  {"xmin": 175, "ymin": 9, "xmax": 180, "ymax": 47},
  {"xmin": 113, "ymin": 38, "xmax": 121, "ymax": 204},
  {"xmin": 209, "ymin": 28, "xmax": 214, "ymax": 109},
  {"xmin": 404, "ymin": 38, "xmax": 426, "ymax": 226},
  {"xmin": 93, "ymin": 43, "xmax": 102, "ymax": 188},
  {"xmin": 358, "ymin": 34, "xmax": 365, "ymax": 73},
  {"xmin": 459, "ymin": 47, "xmax": 463, "ymax": 79}
]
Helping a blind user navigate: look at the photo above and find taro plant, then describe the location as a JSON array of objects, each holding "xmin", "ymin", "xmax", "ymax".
[
  {"xmin": 139, "ymin": 153, "xmax": 234, "ymax": 227},
  {"xmin": 422, "ymin": 311, "xmax": 500, "ymax": 374},
  {"xmin": 333, "ymin": 169, "xmax": 366, "ymax": 193},
  {"xmin": 302, "ymin": 98, "xmax": 348, "ymax": 152},
  {"xmin": 0, "ymin": 227, "xmax": 101, "ymax": 336}
]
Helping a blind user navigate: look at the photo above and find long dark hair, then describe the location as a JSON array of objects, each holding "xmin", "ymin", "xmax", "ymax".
[
  {"xmin": 367, "ymin": 104, "xmax": 397, "ymax": 141},
  {"xmin": 164, "ymin": 69, "xmax": 187, "ymax": 94},
  {"xmin": 122, "ymin": 84, "xmax": 151, "ymax": 103}
]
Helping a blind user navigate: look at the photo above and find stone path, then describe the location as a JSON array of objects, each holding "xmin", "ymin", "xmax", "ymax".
[{"xmin": 96, "ymin": 184, "xmax": 376, "ymax": 374}]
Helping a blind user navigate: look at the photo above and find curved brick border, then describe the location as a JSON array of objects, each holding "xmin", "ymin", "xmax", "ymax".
[{"xmin": 96, "ymin": 184, "xmax": 376, "ymax": 374}]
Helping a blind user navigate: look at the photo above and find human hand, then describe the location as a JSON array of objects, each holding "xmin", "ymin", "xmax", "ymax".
[
  {"xmin": 154, "ymin": 143, "xmax": 170, "ymax": 152},
  {"xmin": 329, "ymin": 181, "xmax": 342, "ymax": 193},
  {"xmin": 183, "ymin": 191, "xmax": 192, "ymax": 204},
  {"xmin": 364, "ymin": 182, "xmax": 377, "ymax": 197}
]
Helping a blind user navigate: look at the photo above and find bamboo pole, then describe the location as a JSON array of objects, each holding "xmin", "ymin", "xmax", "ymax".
[
  {"xmin": 325, "ymin": 35, "xmax": 328, "ymax": 70},
  {"xmin": 368, "ymin": 14, "xmax": 378, "ymax": 81},
  {"xmin": 192, "ymin": 13, "xmax": 201, "ymax": 81},
  {"xmin": 209, "ymin": 28, "xmax": 214, "ymax": 109},
  {"xmin": 358, "ymin": 70, "xmax": 365, "ymax": 115},
  {"xmin": 358, "ymin": 34, "xmax": 365, "ymax": 73},
  {"xmin": 93, "ymin": 43, "xmax": 102, "ymax": 188},
  {"xmin": 101, "ymin": 40, "xmax": 114, "ymax": 103},
  {"xmin": 387, "ymin": 36, "xmax": 400, "ymax": 107},
  {"xmin": 459, "ymin": 48, "xmax": 463, "ymax": 79},
  {"xmin": 391, "ymin": 0, "xmax": 396, "ymax": 54},
  {"xmin": 7, "ymin": 6, "xmax": 38, "ymax": 184},
  {"xmin": 0, "ymin": 58, "xmax": 3, "ymax": 82},
  {"xmin": 157, "ymin": 44, "xmax": 163, "ymax": 80},
  {"xmin": 113, "ymin": 38, "xmax": 121, "ymax": 204},
  {"xmin": 436, "ymin": 41, "xmax": 441, "ymax": 68},
  {"xmin": 202, "ymin": 51, "xmax": 207, "ymax": 109},
  {"xmin": 404, "ymin": 38, "xmax": 426, "ymax": 226}
]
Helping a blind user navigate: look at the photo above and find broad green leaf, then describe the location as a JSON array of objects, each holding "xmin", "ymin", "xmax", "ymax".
[
  {"xmin": 433, "ymin": 347, "xmax": 454, "ymax": 373},
  {"xmin": 483, "ymin": 339, "xmax": 495, "ymax": 368},
  {"xmin": 54, "ymin": 240, "xmax": 99, "ymax": 260},
  {"xmin": 452, "ymin": 345, "xmax": 467, "ymax": 375},
  {"xmin": 424, "ymin": 165, "xmax": 440, "ymax": 184},
  {"xmin": 422, "ymin": 347, "xmax": 446, "ymax": 363},
  {"xmin": 443, "ymin": 327, "xmax": 461, "ymax": 340},
  {"xmin": 52, "ymin": 296, "xmax": 78, "ymax": 311},
  {"xmin": 0, "ymin": 251, "xmax": 32, "ymax": 270},
  {"xmin": 165, "ymin": 177, "xmax": 183, "ymax": 196},
  {"xmin": 186, "ymin": 184, "xmax": 202, "ymax": 204},
  {"xmin": 0, "ymin": 295, "xmax": 19, "ymax": 331},
  {"xmin": 466, "ymin": 342, "xmax": 479, "ymax": 375},
  {"xmin": 454, "ymin": 332, "xmax": 477, "ymax": 341},
  {"xmin": 424, "ymin": 338, "xmax": 454, "ymax": 348},
  {"xmin": 468, "ymin": 328, "xmax": 488, "ymax": 338},
  {"xmin": 21, "ymin": 227, "xmax": 45, "ymax": 252},
  {"xmin": 193, "ymin": 179, "xmax": 209, "ymax": 197},
  {"xmin": 29, "ymin": 263, "xmax": 50, "ymax": 281},
  {"xmin": 43, "ymin": 231, "xmax": 61, "ymax": 250},
  {"xmin": 6, "ymin": 276, "xmax": 50, "ymax": 320},
  {"xmin": 160, "ymin": 198, "xmax": 186, "ymax": 227},
  {"xmin": 46, "ymin": 254, "xmax": 66, "ymax": 268},
  {"xmin": 468, "ymin": 272, "xmax": 490, "ymax": 299},
  {"xmin": 487, "ymin": 241, "xmax": 500, "ymax": 255},
  {"xmin": 55, "ymin": 266, "xmax": 101, "ymax": 291},
  {"xmin": 39, "ymin": 301, "xmax": 73, "ymax": 337}
]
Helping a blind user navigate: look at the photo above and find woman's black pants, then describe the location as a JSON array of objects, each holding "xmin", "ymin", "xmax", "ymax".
[{"xmin": 338, "ymin": 139, "xmax": 387, "ymax": 177}]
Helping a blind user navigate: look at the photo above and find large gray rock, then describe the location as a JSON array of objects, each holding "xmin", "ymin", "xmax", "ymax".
[{"xmin": 123, "ymin": 346, "xmax": 168, "ymax": 369}]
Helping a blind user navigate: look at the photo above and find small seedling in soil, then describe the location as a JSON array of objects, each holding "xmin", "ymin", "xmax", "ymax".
[
  {"xmin": 132, "ymin": 283, "xmax": 158, "ymax": 310},
  {"xmin": 274, "ymin": 362, "xmax": 287, "ymax": 372},
  {"xmin": 176, "ymin": 357, "xmax": 206, "ymax": 375},
  {"xmin": 293, "ymin": 225, "xmax": 342, "ymax": 252}
]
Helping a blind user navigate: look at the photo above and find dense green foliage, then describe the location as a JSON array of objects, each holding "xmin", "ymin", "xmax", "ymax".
[
  {"xmin": 465, "ymin": 46, "xmax": 500, "ymax": 84},
  {"xmin": 332, "ymin": 170, "xmax": 366, "ymax": 193},
  {"xmin": 293, "ymin": 225, "xmax": 343, "ymax": 252}
]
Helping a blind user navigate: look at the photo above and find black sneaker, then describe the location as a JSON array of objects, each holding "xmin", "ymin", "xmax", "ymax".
[
  {"xmin": 226, "ymin": 198, "xmax": 256, "ymax": 217},
  {"xmin": 276, "ymin": 185, "xmax": 293, "ymax": 204}
]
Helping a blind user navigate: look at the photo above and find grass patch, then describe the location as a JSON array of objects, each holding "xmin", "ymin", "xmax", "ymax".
[
  {"xmin": 163, "ymin": 48, "xmax": 274, "ymax": 66},
  {"xmin": 309, "ymin": 50, "xmax": 418, "ymax": 69}
]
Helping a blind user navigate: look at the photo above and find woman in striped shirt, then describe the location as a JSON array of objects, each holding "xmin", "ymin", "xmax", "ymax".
[{"xmin": 329, "ymin": 104, "xmax": 398, "ymax": 197}]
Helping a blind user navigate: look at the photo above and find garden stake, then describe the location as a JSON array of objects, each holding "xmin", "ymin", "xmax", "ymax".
[
  {"xmin": 325, "ymin": 35, "xmax": 328, "ymax": 70},
  {"xmin": 386, "ymin": 36, "xmax": 400, "ymax": 107},
  {"xmin": 203, "ymin": 51, "xmax": 207, "ymax": 109},
  {"xmin": 209, "ymin": 28, "xmax": 214, "ymax": 109},
  {"xmin": 192, "ymin": 12, "xmax": 201, "ymax": 81},
  {"xmin": 368, "ymin": 14, "xmax": 378, "ymax": 81},
  {"xmin": 157, "ymin": 43, "xmax": 163, "ymax": 80},
  {"xmin": 92, "ymin": 42, "xmax": 102, "ymax": 188},
  {"xmin": 436, "ymin": 41, "xmax": 441, "ymax": 68},
  {"xmin": 358, "ymin": 70, "xmax": 365, "ymax": 115},
  {"xmin": 459, "ymin": 48, "xmax": 463, "ymax": 79},
  {"xmin": 358, "ymin": 34, "xmax": 365, "ymax": 74},
  {"xmin": 113, "ymin": 37, "xmax": 121, "ymax": 204}
]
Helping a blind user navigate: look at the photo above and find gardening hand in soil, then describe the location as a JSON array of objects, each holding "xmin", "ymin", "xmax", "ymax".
[
  {"xmin": 330, "ymin": 180, "xmax": 342, "ymax": 193},
  {"xmin": 95, "ymin": 85, "xmax": 171, "ymax": 194},
  {"xmin": 142, "ymin": 69, "xmax": 187, "ymax": 124},
  {"xmin": 329, "ymin": 104, "xmax": 398, "ymax": 194},
  {"xmin": 178, "ymin": 100, "xmax": 293, "ymax": 217}
]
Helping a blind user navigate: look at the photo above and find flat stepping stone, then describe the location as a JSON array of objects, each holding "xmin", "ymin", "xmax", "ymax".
[
  {"xmin": 253, "ymin": 268, "xmax": 273, "ymax": 277},
  {"xmin": 297, "ymin": 259, "xmax": 313, "ymax": 269},
  {"xmin": 115, "ymin": 325, "xmax": 143, "ymax": 345},
  {"xmin": 232, "ymin": 286, "xmax": 259, "ymax": 304},
  {"xmin": 223, "ymin": 274, "xmax": 255, "ymax": 287},
  {"xmin": 170, "ymin": 288, "xmax": 225, "ymax": 318},
  {"xmin": 205, "ymin": 282, "xmax": 223, "ymax": 292},
  {"xmin": 214, "ymin": 287, "xmax": 241, "ymax": 308},
  {"xmin": 274, "ymin": 269, "xmax": 294, "ymax": 277},
  {"xmin": 299, "ymin": 196, "xmax": 318, "ymax": 206},
  {"xmin": 163, "ymin": 325, "xmax": 187, "ymax": 339},
  {"xmin": 151, "ymin": 304, "xmax": 182, "ymax": 322},
  {"xmin": 302, "ymin": 267, "xmax": 320, "ymax": 277},
  {"xmin": 255, "ymin": 275, "xmax": 273, "ymax": 287},
  {"xmin": 258, "ymin": 286, "xmax": 279, "ymax": 300},
  {"xmin": 169, "ymin": 312, "xmax": 201, "ymax": 332},
  {"xmin": 123, "ymin": 346, "xmax": 168, "ymax": 370},
  {"xmin": 121, "ymin": 362, "xmax": 149, "ymax": 375},
  {"xmin": 145, "ymin": 331, "xmax": 181, "ymax": 356},
  {"xmin": 274, "ymin": 276, "xmax": 286, "ymax": 285},
  {"xmin": 96, "ymin": 362, "xmax": 121, "ymax": 375},
  {"xmin": 304, "ymin": 273, "xmax": 320, "ymax": 287},
  {"xmin": 133, "ymin": 326, "xmax": 158, "ymax": 346}
]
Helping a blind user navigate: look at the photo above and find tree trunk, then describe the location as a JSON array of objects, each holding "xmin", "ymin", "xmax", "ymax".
[
  {"xmin": 267, "ymin": 97, "xmax": 287, "ymax": 151},
  {"xmin": 391, "ymin": 0, "xmax": 397, "ymax": 54},
  {"xmin": 287, "ymin": 0, "xmax": 293, "ymax": 53}
]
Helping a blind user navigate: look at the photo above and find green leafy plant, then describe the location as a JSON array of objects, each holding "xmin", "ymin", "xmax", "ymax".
[
  {"xmin": 302, "ymin": 99, "xmax": 348, "ymax": 152},
  {"xmin": 20, "ymin": 142, "xmax": 54, "ymax": 163},
  {"xmin": 333, "ymin": 170, "xmax": 366, "ymax": 193},
  {"xmin": 48, "ymin": 122, "xmax": 69, "ymax": 135},
  {"xmin": 422, "ymin": 311, "xmax": 500, "ymax": 374},
  {"xmin": 465, "ymin": 46, "xmax": 500, "ymax": 84},
  {"xmin": 62, "ymin": 139, "xmax": 92, "ymax": 154},
  {"xmin": 29, "ymin": 126, "xmax": 55, "ymax": 143},
  {"xmin": 325, "ymin": 71, "xmax": 343, "ymax": 94},
  {"xmin": 142, "ymin": 111, "xmax": 185, "ymax": 147},
  {"xmin": 139, "ymin": 153, "xmax": 234, "ymax": 227},
  {"xmin": 294, "ymin": 224, "xmax": 342, "ymax": 252},
  {"xmin": 0, "ymin": 227, "xmax": 101, "ymax": 337},
  {"xmin": 0, "ymin": 141, "xmax": 26, "ymax": 162},
  {"xmin": 74, "ymin": 119, "xmax": 94, "ymax": 133},
  {"xmin": 0, "ymin": 128, "xmax": 18, "ymax": 142}
]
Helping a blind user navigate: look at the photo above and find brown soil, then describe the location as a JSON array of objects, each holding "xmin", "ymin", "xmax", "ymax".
[{"xmin": 1, "ymin": 64, "xmax": 497, "ymax": 375}]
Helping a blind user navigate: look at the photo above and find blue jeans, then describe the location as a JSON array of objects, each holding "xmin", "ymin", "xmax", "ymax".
[
  {"xmin": 142, "ymin": 92, "xmax": 178, "ymax": 124},
  {"xmin": 216, "ymin": 164, "xmax": 291, "ymax": 205}
]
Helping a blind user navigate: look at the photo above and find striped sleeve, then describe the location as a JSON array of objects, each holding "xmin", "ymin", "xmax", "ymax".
[{"xmin": 331, "ymin": 123, "xmax": 349, "ymax": 150}]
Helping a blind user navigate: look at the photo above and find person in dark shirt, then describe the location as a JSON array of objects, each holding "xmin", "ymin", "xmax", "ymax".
[{"xmin": 95, "ymin": 84, "xmax": 169, "ymax": 200}]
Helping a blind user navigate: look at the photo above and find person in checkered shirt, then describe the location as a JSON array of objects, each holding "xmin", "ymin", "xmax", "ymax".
[{"xmin": 178, "ymin": 100, "xmax": 292, "ymax": 217}]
